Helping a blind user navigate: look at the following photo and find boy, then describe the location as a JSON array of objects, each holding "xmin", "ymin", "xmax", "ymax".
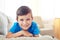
[{"xmin": 6, "ymin": 6, "xmax": 40, "ymax": 38}]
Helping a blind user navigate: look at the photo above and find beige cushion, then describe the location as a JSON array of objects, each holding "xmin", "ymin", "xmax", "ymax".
[{"xmin": 33, "ymin": 16, "xmax": 44, "ymax": 28}]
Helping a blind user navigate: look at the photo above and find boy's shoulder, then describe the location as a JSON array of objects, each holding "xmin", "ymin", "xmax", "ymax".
[
  {"xmin": 14, "ymin": 22, "xmax": 18, "ymax": 24},
  {"xmin": 13, "ymin": 22, "xmax": 19, "ymax": 26},
  {"xmin": 31, "ymin": 21, "xmax": 38, "ymax": 27},
  {"xmin": 32, "ymin": 21, "xmax": 37, "ymax": 25}
]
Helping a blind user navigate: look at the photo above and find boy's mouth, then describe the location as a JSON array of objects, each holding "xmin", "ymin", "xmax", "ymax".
[
  {"xmin": 22, "ymin": 24, "xmax": 29, "ymax": 27},
  {"xmin": 21, "ymin": 25, "xmax": 30, "ymax": 29}
]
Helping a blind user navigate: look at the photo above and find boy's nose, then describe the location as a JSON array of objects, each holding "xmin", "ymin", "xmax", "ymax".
[{"xmin": 23, "ymin": 20, "xmax": 27, "ymax": 25}]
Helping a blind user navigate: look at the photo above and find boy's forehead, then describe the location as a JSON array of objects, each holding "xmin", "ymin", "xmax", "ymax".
[{"xmin": 18, "ymin": 13, "xmax": 32, "ymax": 19}]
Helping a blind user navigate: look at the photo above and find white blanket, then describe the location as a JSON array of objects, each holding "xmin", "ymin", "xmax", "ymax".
[{"xmin": 0, "ymin": 35, "xmax": 58, "ymax": 40}]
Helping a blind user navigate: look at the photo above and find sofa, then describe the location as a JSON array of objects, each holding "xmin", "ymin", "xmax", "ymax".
[
  {"xmin": 33, "ymin": 16, "xmax": 54, "ymax": 36},
  {"xmin": 0, "ymin": 12, "xmax": 13, "ymax": 35},
  {"xmin": 0, "ymin": 12, "xmax": 58, "ymax": 40},
  {"xmin": 0, "ymin": 12, "xmax": 54, "ymax": 36}
]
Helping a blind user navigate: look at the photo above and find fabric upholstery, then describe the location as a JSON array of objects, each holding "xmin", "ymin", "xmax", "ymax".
[
  {"xmin": 0, "ymin": 12, "xmax": 8, "ymax": 35},
  {"xmin": 33, "ymin": 16, "xmax": 44, "ymax": 28}
]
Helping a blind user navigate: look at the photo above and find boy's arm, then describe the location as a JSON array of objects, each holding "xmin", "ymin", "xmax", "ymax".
[
  {"xmin": 6, "ymin": 30, "xmax": 33, "ymax": 38},
  {"xmin": 23, "ymin": 30, "xmax": 39, "ymax": 37},
  {"xmin": 6, "ymin": 30, "xmax": 23, "ymax": 38},
  {"xmin": 6, "ymin": 30, "xmax": 39, "ymax": 38},
  {"xmin": 22, "ymin": 30, "xmax": 33, "ymax": 37}
]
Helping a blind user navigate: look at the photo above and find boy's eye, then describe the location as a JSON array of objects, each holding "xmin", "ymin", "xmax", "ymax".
[
  {"xmin": 26, "ymin": 19, "xmax": 30, "ymax": 21},
  {"xmin": 20, "ymin": 19, "xmax": 24, "ymax": 21}
]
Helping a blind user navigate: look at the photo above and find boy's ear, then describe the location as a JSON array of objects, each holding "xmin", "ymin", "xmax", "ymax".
[{"xmin": 32, "ymin": 17, "xmax": 33, "ymax": 20}]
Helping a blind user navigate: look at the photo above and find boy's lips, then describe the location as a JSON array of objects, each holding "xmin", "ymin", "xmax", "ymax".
[
  {"xmin": 22, "ymin": 25, "xmax": 29, "ymax": 27},
  {"xmin": 22, "ymin": 25, "xmax": 30, "ymax": 28},
  {"xmin": 23, "ymin": 26, "xmax": 28, "ymax": 28},
  {"xmin": 22, "ymin": 26, "xmax": 29, "ymax": 30}
]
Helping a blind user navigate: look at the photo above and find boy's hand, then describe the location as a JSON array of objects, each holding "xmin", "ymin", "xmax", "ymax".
[
  {"xmin": 22, "ymin": 30, "xmax": 33, "ymax": 37},
  {"xmin": 6, "ymin": 31, "xmax": 24, "ymax": 38},
  {"xmin": 6, "ymin": 30, "xmax": 33, "ymax": 38}
]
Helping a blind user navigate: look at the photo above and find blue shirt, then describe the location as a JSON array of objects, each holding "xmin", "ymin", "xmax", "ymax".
[{"xmin": 9, "ymin": 21, "xmax": 40, "ymax": 35}]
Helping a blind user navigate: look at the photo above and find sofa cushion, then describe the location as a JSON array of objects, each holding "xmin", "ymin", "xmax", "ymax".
[
  {"xmin": 33, "ymin": 16, "xmax": 44, "ymax": 28},
  {"xmin": 0, "ymin": 12, "xmax": 8, "ymax": 35}
]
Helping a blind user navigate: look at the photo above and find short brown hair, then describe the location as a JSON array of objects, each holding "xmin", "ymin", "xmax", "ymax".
[{"xmin": 16, "ymin": 6, "xmax": 32, "ymax": 20}]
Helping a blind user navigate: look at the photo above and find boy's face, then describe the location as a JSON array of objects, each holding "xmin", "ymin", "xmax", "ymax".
[{"xmin": 17, "ymin": 13, "xmax": 33, "ymax": 30}]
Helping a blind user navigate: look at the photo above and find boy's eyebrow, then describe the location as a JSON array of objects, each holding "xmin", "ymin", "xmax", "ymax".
[
  {"xmin": 25, "ymin": 18, "xmax": 31, "ymax": 19},
  {"xmin": 26, "ymin": 18, "xmax": 30, "ymax": 20}
]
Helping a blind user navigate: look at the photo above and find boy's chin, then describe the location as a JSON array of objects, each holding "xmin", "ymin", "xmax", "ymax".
[{"xmin": 22, "ymin": 28, "xmax": 29, "ymax": 31}]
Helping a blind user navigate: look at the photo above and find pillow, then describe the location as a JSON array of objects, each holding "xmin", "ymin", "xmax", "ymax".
[
  {"xmin": 0, "ymin": 17, "xmax": 3, "ymax": 34},
  {"xmin": 0, "ymin": 12, "xmax": 8, "ymax": 35},
  {"xmin": 33, "ymin": 16, "xmax": 44, "ymax": 28},
  {"xmin": 7, "ymin": 16, "xmax": 13, "ymax": 32}
]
